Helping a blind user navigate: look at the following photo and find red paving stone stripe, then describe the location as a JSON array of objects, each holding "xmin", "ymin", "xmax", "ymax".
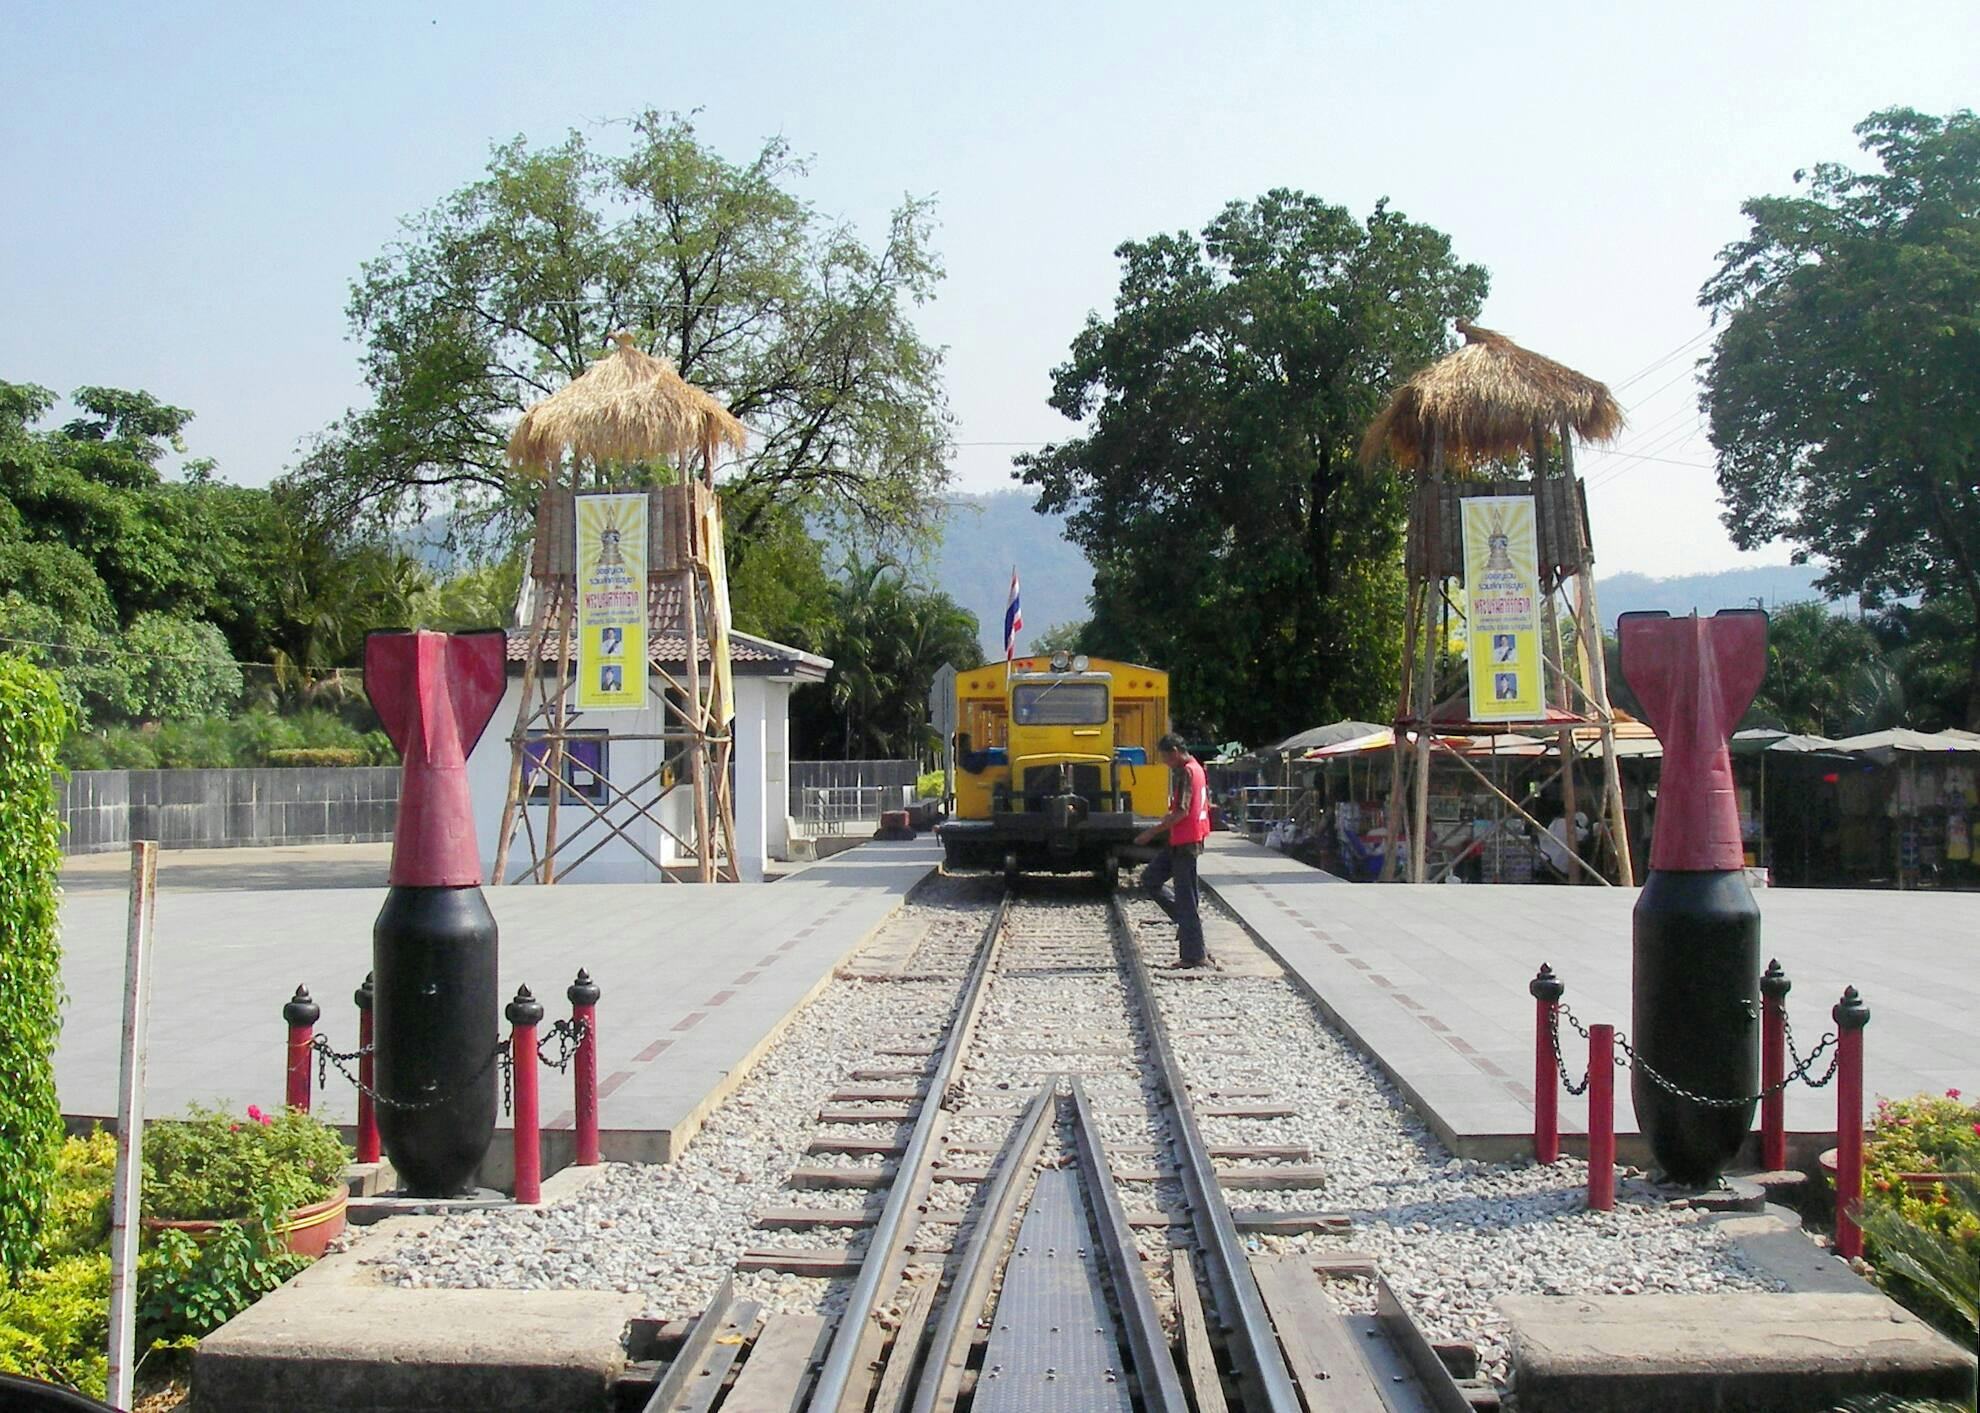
[
  {"xmin": 673, "ymin": 1011, "xmax": 707, "ymax": 1033},
  {"xmin": 704, "ymin": 989, "xmax": 737, "ymax": 1008},
  {"xmin": 633, "ymin": 1037, "xmax": 675, "ymax": 1062},
  {"xmin": 597, "ymin": 1069, "xmax": 636, "ymax": 1100},
  {"xmin": 731, "ymin": 971, "xmax": 763, "ymax": 986}
]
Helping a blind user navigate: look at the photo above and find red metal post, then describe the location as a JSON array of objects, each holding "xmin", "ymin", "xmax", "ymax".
[
  {"xmin": 508, "ymin": 986, "xmax": 544, "ymax": 1205},
  {"xmin": 354, "ymin": 973, "xmax": 381, "ymax": 1165},
  {"xmin": 1760, "ymin": 960, "xmax": 1790, "ymax": 1172},
  {"xmin": 283, "ymin": 986, "xmax": 319, "ymax": 1114},
  {"xmin": 1833, "ymin": 986, "xmax": 1870, "ymax": 1260},
  {"xmin": 568, "ymin": 969, "xmax": 601, "ymax": 1167},
  {"xmin": 1530, "ymin": 965, "xmax": 1564, "ymax": 1163},
  {"xmin": 1588, "ymin": 1023, "xmax": 1616, "ymax": 1212}
]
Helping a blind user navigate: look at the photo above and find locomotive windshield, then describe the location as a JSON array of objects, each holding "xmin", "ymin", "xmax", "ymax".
[{"xmin": 1011, "ymin": 681, "xmax": 1108, "ymax": 725}]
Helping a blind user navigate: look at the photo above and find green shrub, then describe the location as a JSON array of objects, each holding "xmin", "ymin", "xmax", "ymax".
[
  {"xmin": 0, "ymin": 654, "xmax": 73, "ymax": 1276},
  {"xmin": 0, "ymin": 1251, "xmax": 109, "ymax": 1398},
  {"xmin": 44, "ymin": 1131, "xmax": 115, "ymax": 1261},
  {"xmin": 58, "ymin": 708, "xmax": 400, "ymax": 772},
  {"xmin": 264, "ymin": 747, "xmax": 367, "ymax": 768},
  {"xmin": 142, "ymin": 1104, "xmax": 350, "ymax": 1223},
  {"xmin": 136, "ymin": 1224, "xmax": 309, "ymax": 1354},
  {"xmin": 914, "ymin": 769, "xmax": 945, "ymax": 800},
  {"xmin": 1861, "ymin": 1090, "xmax": 1980, "ymax": 1348}
]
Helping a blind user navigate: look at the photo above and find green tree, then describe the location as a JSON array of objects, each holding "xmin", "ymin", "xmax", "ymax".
[
  {"xmin": 1018, "ymin": 191, "xmax": 1487, "ymax": 743},
  {"xmin": 0, "ymin": 655, "xmax": 73, "ymax": 1276},
  {"xmin": 1871, "ymin": 599, "xmax": 1979, "ymax": 734},
  {"xmin": 1029, "ymin": 620, "xmax": 1090, "ymax": 656},
  {"xmin": 796, "ymin": 559, "xmax": 979, "ymax": 758},
  {"xmin": 1747, "ymin": 601, "xmax": 1896, "ymax": 736},
  {"xmin": 725, "ymin": 498, "xmax": 837, "ymax": 653},
  {"xmin": 1700, "ymin": 107, "xmax": 1980, "ymax": 727},
  {"xmin": 120, "ymin": 613, "xmax": 245, "ymax": 722},
  {"xmin": 287, "ymin": 112, "xmax": 951, "ymax": 547}
]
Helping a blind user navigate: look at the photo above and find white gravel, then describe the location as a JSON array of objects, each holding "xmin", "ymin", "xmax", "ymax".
[
  {"xmin": 363, "ymin": 881, "xmax": 993, "ymax": 1321},
  {"xmin": 1118, "ymin": 890, "xmax": 1783, "ymax": 1385},
  {"xmin": 368, "ymin": 874, "xmax": 1783, "ymax": 1396}
]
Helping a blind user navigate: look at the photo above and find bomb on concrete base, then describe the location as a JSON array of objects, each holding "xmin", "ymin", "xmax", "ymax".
[
  {"xmin": 364, "ymin": 628, "xmax": 508, "ymax": 1197},
  {"xmin": 1618, "ymin": 609, "xmax": 1768, "ymax": 1189}
]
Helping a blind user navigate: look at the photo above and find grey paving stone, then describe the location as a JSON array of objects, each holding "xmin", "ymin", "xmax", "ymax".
[
  {"xmin": 54, "ymin": 838, "xmax": 940, "ymax": 1166},
  {"xmin": 1201, "ymin": 835, "xmax": 1980, "ymax": 1155}
]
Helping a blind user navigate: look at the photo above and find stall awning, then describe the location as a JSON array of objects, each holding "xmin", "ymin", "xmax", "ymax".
[{"xmin": 1825, "ymin": 728, "xmax": 1980, "ymax": 764}]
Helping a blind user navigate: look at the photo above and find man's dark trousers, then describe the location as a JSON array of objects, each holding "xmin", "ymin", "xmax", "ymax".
[{"xmin": 1143, "ymin": 843, "xmax": 1206, "ymax": 965}]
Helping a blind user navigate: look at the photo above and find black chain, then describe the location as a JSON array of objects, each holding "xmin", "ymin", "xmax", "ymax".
[
  {"xmin": 1549, "ymin": 1005, "xmax": 1591, "ymax": 1096},
  {"xmin": 536, "ymin": 1018, "xmax": 590, "ymax": 1073},
  {"xmin": 1551, "ymin": 1004, "xmax": 1841, "ymax": 1109},
  {"xmin": 311, "ymin": 1034, "xmax": 510, "ymax": 1114}
]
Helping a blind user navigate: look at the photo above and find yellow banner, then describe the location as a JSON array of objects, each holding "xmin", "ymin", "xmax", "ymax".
[
  {"xmin": 1462, "ymin": 496, "xmax": 1546, "ymax": 721},
  {"xmin": 698, "ymin": 492, "xmax": 733, "ymax": 726},
  {"xmin": 576, "ymin": 492, "xmax": 648, "ymax": 712}
]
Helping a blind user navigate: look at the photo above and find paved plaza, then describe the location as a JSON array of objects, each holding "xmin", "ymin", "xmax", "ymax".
[
  {"xmin": 54, "ymin": 838, "xmax": 942, "ymax": 1165},
  {"xmin": 1200, "ymin": 835, "xmax": 1978, "ymax": 1161}
]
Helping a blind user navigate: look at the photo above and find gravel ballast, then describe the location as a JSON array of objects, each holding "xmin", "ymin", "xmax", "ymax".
[{"xmin": 368, "ymin": 870, "xmax": 1783, "ymax": 1393}]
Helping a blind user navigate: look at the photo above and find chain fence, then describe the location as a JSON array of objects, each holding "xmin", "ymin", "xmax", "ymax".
[{"xmin": 1547, "ymin": 1000, "xmax": 1841, "ymax": 1110}]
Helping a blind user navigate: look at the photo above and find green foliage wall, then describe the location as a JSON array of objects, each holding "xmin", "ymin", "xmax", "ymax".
[{"xmin": 0, "ymin": 654, "xmax": 75, "ymax": 1275}]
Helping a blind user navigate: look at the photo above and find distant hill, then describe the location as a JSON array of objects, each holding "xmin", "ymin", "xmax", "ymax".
[
  {"xmin": 924, "ymin": 491, "xmax": 1093, "ymax": 658},
  {"xmin": 1593, "ymin": 565, "xmax": 1839, "ymax": 623}
]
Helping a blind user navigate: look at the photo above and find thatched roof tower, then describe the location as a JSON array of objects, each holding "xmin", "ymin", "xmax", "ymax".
[
  {"xmin": 1360, "ymin": 320, "xmax": 1623, "ymax": 472},
  {"xmin": 508, "ymin": 332, "xmax": 747, "ymax": 479}
]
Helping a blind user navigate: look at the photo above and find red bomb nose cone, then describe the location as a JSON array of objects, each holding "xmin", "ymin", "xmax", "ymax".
[
  {"xmin": 1619, "ymin": 610, "xmax": 1768, "ymax": 872},
  {"xmin": 364, "ymin": 629, "xmax": 508, "ymax": 886}
]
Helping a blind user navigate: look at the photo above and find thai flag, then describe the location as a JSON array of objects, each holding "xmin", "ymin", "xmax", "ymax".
[{"xmin": 1003, "ymin": 568, "xmax": 1022, "ymax": 665}]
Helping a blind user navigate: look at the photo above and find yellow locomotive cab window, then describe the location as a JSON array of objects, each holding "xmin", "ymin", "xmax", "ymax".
[{"xmin": 1011, "ymin": 681, "xmax": 1108, "ymax": 725}]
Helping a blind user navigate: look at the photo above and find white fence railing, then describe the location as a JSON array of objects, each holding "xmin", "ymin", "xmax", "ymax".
[{"xmin": 798, "ymin": 784, "xmax": 914, "ymax": 836}]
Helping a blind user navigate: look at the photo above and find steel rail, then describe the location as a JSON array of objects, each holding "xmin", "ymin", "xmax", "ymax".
[
  {"xmin": 810, "ymin": 891, "xmax": 1013, "ymax": 1413},
  {"xmin": 1108, "ymin": 894, "xmax": 1303, "ymax": 1413},
  {"xmin": 641, "ymin": 1273, "xmax": 734, "ymax": 1413},
  {"xmin": 1069, "ymin": 1078, "xmax": 1192, "ymax": 1413},
  {"xmin": 906, "ymin": 1079, "xmax": 1058, "ymax": 1413}
]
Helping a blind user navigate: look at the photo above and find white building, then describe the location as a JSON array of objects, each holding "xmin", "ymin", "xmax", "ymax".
[{"xmin": 465, "ymin": 616, "xmax": 829, "ymax": 884}]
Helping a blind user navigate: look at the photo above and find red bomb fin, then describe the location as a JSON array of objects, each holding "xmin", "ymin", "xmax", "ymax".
[
  {"xmin": 1618, "ymin": 610, "xmax": 1769, "ymax": 872},
  {"xmin": 364, "ymin": 628, "xmax": 510, "ymax": 887}
]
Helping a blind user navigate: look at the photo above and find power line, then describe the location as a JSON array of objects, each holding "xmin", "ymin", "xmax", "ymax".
[{"xmin": 0, "ymin": 631, "xmax": 307, "ymax": 673}]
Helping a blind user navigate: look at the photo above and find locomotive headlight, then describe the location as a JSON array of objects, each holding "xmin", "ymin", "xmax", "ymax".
[
  {"xmin": 1050, "ymin": 650, "xmax": 1071, "ymax": 671},
  {"xmin": 1072, "ymin": 654, "xmax": 1089, "ymax": 673}
]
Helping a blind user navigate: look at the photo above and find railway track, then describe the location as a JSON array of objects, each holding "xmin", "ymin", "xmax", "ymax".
[{"xmin": 638, "ymin": 877, "xmax": 1481, "ymax": 1413}]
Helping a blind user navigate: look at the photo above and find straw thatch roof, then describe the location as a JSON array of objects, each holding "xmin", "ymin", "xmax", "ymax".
[
  {"xmin": 507, "ymin": 333, "xmax": 748, "ymax": 477},
  {"xmin": 1360, "ymin": 320, "xmax": 1624, "ymax": 472}
]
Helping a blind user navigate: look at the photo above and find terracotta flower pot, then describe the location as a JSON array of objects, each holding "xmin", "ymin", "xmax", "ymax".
[
  {"xmin": 142, "ymin": 1188, "xmax": 348, "ymax": 1258},
  {"xmin": 1819, "ymin": 1147, "xmax": 1978, "ymax": 1195}
]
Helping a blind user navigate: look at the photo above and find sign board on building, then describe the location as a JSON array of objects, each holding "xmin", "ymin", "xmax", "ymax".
[
  {"xmin": 576, "ymin": 492, "xmax": 648, "ymax": 711},
  {"xmin": 930, "ymin": 662, "xmax": 958, "ymax": 799},
  {"xmin": 1461, "ymin": 496, "xmax": 1546, "ymax": 721}
]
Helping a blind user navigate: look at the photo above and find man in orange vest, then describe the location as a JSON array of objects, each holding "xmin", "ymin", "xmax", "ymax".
[{"xmin": 1134, "ymin": 733, "xmax": 1210, "ymax": 967}]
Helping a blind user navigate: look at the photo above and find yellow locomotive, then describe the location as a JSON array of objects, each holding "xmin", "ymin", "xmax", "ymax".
[{"xmin": 937, "ymin": 651, "xmax": 1171, "ymax": 886}]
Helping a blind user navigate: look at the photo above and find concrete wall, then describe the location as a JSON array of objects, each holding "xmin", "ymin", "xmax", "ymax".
[{"xmin": 57, "ymin": 768, "xmax": 400, "ymax": 854}]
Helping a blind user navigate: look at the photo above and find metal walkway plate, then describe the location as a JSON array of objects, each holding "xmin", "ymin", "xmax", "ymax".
[{"xmin": 971, "ymin": 1166, "xmax": 1133, "ymax": 1413}]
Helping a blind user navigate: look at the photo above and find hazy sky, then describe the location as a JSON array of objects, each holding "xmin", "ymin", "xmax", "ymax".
[{"xmin": 4, "ymin": 1, "xmax": 1975, "ymax": 579}]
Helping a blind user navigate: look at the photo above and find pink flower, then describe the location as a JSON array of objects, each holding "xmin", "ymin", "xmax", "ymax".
[
  {"xmin": 245, "ymin": 1104, "xmax": 274, "ymax": 1126},
  {"xmin": 1948, "ymin": 1088, "xmax": 1963, "ymax": 1100},
  {"xmin": 1972, "ymin": 1122, "xmax": 1980, "ymax": 1138}
]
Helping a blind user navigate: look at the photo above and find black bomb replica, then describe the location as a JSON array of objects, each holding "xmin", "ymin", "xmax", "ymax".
[
  {"xmin": 363, "ymin": 628, "xmax": 508, "ymax": 1196},
  {"xmin": 1618, "ymin": 609, "xmax": 1769, "ymax": 1187}
]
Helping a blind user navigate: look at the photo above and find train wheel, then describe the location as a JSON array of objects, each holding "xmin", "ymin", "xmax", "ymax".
[
  {"xmin": 1002, "ymin": 852, "xmax": 1021, "ymax": 892},
  {"xmin": 1098, "ymin": 853, "xmax": 1120, "ymax": 891}
]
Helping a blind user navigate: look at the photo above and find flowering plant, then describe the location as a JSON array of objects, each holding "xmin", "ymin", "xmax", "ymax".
[
  {"xmin": 141, "ymin": 1103, "xmax": 349, "ymax": 1223},
  {"xmin": 1859, "ymin": 1090, "xmax": 1979, "ymax": 1349}
]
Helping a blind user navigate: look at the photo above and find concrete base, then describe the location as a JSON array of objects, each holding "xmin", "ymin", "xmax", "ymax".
[
  {"xmin": 194, "ymin": 1214, "xmax": 637, "ymax": 1413},
  {"xmin": 1498, "ymin": 1292, "xmax": 1977, "ymax": 1413}
]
